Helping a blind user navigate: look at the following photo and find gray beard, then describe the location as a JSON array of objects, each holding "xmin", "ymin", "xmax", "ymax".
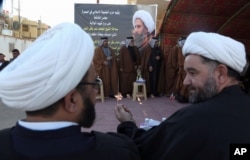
[
  {"xmin": 189, "ymin": 76, "xmax": 218, "ymax": 103},
  {"xmin": 134, "ymin": 33, "xmax": 147, "ymax": 48}
]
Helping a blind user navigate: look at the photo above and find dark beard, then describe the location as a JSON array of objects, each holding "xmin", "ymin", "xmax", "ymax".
[
  {"xmin": 189, "ymin": 76, "xmax": 218, "ymax": 103},
  {"xmin": 78, "ymin": 97, "xmax": 96, "ymax": 128}
]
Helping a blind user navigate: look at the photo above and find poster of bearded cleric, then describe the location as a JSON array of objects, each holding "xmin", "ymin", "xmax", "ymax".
[{"xmin": 75, "ymin": 4, "xmax": 157, "ymax": 53}]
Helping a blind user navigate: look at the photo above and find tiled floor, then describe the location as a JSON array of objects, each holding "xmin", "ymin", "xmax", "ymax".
[
  {"xmin": 85, "ymin": 96, "xmax": 188, "ymax": 132},
  {"xmin": 0, "ymin": 96, "xmax": 189, "ymax": 132}
]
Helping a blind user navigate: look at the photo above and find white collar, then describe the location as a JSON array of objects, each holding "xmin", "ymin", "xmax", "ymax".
[{"xmin": 18, "ymin": 120, "xmax": 78, "ymax": 131}]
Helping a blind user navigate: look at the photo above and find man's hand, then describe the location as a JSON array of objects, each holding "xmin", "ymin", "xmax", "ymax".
[
  {"xmin": 103, "ymin": 61, "xmax": 108, "ymax": 65},
  {"xmin": 155, "ymin": 56, "xmax": 160, "ymax": 60},
  {"xmin": 106, "ymin": 56, "xmax": 112, "ymax": 60},
  {"xmin": 149, "ymin": 66, "xmax": 153, "ymax": 72},
  {"xmin": 115, "ymin": 105, "xmax": 135, "ymax": 123}
]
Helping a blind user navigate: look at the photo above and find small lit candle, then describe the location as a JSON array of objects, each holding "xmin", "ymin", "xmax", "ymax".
[
  {"xmin": 114, "ymin": 92, "xmax": 123, "ymax": 105},
  {"xmin": 137, "ymin": 97, "xmax": 142, "ymax": 105}
]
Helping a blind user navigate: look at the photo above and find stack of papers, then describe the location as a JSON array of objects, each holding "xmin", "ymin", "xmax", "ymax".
[{"xmin": 139, "ymin": 118, "xmax": 161, "ymax": 130}]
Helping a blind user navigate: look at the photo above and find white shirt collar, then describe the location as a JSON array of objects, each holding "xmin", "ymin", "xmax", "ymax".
[{"xmin": 18, "ymin": 120, "xmax": 78, "ymax": 131}]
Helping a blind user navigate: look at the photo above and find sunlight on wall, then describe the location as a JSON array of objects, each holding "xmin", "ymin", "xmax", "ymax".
[{"xmin": 3, "ymin": 0, "xmax": 128, "ymax": 27}]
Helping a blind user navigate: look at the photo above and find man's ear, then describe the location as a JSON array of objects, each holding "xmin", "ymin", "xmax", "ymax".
[
  {"xmin": 63, "ymin": 89, "xmax": 79, "ymax": 113},
  {"xmin": 216, "ymin": 64, "xmax": 228, "ymax": 84}
]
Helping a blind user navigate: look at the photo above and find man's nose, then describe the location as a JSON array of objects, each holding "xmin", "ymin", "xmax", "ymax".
[{"xmin": 183, "ymin": 75, "xmax": 190, "ymax": 86}]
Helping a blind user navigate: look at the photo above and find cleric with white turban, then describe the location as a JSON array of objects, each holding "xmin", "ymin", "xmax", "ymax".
[
  {"xmin": 132, "ymin": 10, "xmax": 155, "ymax": 34},
  {"xmin": 0, "ymin": 22, "xmax": 94, "ymax": 111},
  {"xmin": 182, "ymin": 32, "xmax": 246, "ymax": 73}
]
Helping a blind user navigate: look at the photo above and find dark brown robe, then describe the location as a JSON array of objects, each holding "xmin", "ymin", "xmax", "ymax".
[
  {"xmin": 119, "ymin": 46, "xmax": 140, "ymax": 95},
  {"xmin": 93, "ymin": 46, "xmax": 118, "ymax": 97},
  {"xmin": 139, "ymin": 44, "xmax": 152, "ymax": 93},
  {"xmin": 165, "ymin": 45, "xmax": 188, "ymax": 98}
]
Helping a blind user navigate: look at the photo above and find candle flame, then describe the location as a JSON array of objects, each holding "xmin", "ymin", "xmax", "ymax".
[
  {"xmin": 115, "ymin": 92, "xmax": 123, "ymax": 105},
  {"xmin": 115, "ymin": 92, "xmax": 123, "ymax": 100},
  {"xmin": 137, "ymin": 97, "xmax": 143, "ymax": 105}
]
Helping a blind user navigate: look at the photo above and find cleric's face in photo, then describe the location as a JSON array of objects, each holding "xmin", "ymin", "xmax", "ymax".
[{"xmin": 132, "ymin": 18, "xmax": 151, "ymax": 49}]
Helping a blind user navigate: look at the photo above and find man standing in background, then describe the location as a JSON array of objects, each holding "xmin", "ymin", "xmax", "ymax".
[
  {"xmin": 9, "ymin": 49, "xmax": 20, "ymax": 63},
  {"xmin": 165, "ymin": 37, "xmax": 188, "ymax": 102},
  {"xmin": 119, "ymin": 37, "xmax": 140, "ymax": 98},
  {"xmin": 0, "ymin": 53, "xmax": 9, "ymax": 71},
  {"xmin": 93, "ymin": 37, "xmax": 119, "ymax": 98},
  {"xmin": 148, "ymin": 38, "xmax": 162, "ymax": 97}
]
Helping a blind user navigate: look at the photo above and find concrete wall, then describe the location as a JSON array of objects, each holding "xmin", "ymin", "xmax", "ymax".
[{"xmin": 0, "ymin": 35, "xmax": 33, "ymax": 60}]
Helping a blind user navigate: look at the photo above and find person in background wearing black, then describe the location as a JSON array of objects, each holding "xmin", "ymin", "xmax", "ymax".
[
  {"xmin": 9, "ymin": 49, "xmax": 20, "ymax": 63},
  {"xmin": 148, "ymin": 37, "xmax": 162, "ymax": 97},
  {"xmin": 0, "ymin": 53, "xmax": 9, "ymax": 71}
]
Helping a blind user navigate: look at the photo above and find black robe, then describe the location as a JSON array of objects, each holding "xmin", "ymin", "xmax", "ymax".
[
  {"xmin": 0, "ymin": 124, "xmax": 140, "ymax": 160},
  {"xmin": 117, "ymin": 85, "xmax": 250, "ymax": 160},
  {"xmin": 148, "ymin": 46, "xmax": 162, "ymax": 96},
  {"xmin": 0, "ymin": 61, "xmax": 9, "ymax": 71}
]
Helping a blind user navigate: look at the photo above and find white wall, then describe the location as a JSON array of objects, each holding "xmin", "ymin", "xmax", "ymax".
[{"xmin": 0, "ymin": 35, "xmax": 33, "ymax": 60}]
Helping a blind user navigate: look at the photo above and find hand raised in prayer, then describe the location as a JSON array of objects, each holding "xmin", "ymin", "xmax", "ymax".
[
  {"xmin": 115, "ymin": 105, "xmax": 135, "ymax": 123},
  {"xmin": 106, "ymin": 56, "xmax": 112, "ymax": 61},
  {"xmin": 149, "ymin": 66, "xmax": 153, "ymax": 72},
  {"xmin": 155, "ymin": 56, "xmax": 160, "ymax": 60}
]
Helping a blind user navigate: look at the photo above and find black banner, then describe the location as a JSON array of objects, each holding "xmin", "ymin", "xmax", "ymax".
[{"xmin": 74, "ymin": 4, "xmax": 157, "ymax": 53}]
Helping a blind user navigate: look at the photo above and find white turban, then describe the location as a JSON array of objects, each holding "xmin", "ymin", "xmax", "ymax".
[
  {"xmin": 182, "ymin": 32, "xmax": 246, "ymax": 73},
  {"xmin": 0, "ymin": 22, "xmax": 94, "ymax": 111},
  {"xmin": 132, "ymin": 10, "xmax": 155, "ymax": 34}
]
